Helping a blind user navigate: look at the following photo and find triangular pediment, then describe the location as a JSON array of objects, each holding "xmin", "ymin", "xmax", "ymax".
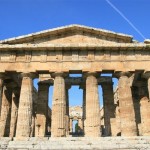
[{"xmin": 0, "ymin": 24, "xmax": 133, "ymax": 44}]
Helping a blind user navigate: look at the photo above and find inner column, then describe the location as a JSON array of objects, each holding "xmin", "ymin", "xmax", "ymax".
[
  {"xmin": 141, "ymin": 72, "xmax": 150, "ymax": 135},
  {"xmin": 84, "ymin": 72, "xmax": 101, "ymax": 137},
  {"xmin": 0, "ymin": 85, "xmax": 12, "ymax": 137},
  {"xmin": 65, "ymin": 84, "xmax": 71, "ymax": 136},
  {"xmin": 101, "ymin": 81, "xmax": 115, "ymax": 136},
  {"xmin": 51, "ymin": 72, "xmax": 67, "ymax": 137},
  {"xmin": 9, "ymin": 87, "xmax": 20, "ymax": 137},
  {"xmin": 117, "ymin": 72, "xmax": 137, "ymax": 136},
  {"xmin": 35, "ymin": 79, "xmax": 51, "ymax": 137},
  {"xmin": 0, "ymin": 74, "xmax": 4, "ymax": 117}
]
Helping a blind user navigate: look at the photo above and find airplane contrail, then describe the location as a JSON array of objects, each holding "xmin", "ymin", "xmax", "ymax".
[{"xmin": 105, "ymin": 0, "xmax": 146, "ymax": 40}]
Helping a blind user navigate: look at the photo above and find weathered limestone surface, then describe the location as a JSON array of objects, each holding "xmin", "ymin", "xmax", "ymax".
[
  {"xmin": 117, "ymin": 72, "xmax": 137, "ymax": 136},
  {"xmin": 51, "ymin": 73, "xmax": 66, "ymax": 137},
  {"xmin": 0, "ymin": 25, "xmax": 149, "ymax": 74},
  {"xmin": 110, "ymin": 105, "xmax": 121, "ymax": 136},
  {"xmin": 0, "ymin": 86, "xmax": 12, "ymax": 137},
  {"xmin": 35, "ymin": 81, "xmax": 50, "ymax": 137},
  {"xmin": 140, "ymin": 97, "xmax": 150, "ymax": 136},
  {"xmin": 16, "ymin": 73, "xmax": 34, "ymax": 138},
  {"xmin": 78, "ymin": 118, "xmax": 83, "ymax": 133},
  {"xmin": 69, "ymin": 106, "xmax": 83, "ymax": 134},
  {"xmin": 0, "ymin": 77, "xmax": 3, "ymax": 117},
  {"xmin": 147, "ymin": 73, "xmax": 150, "ymax": 99},
  {"xmin": 69, "ymin": 119, "xmax": 73, "ymax": 133},
  {"xmin": 84, "ymin": 72, "xmax": 101, "ymax": 137},
  {"xmin": 30, "ymin": 87, "xmax": 38, "ymax": 137},
  {"xmin": 0, "ymin": 137, "xmax": 150, "ymax": 150},
  {"xmin": 9, "ymin": 89, "xmax": 19, "ymax": 137},
  {"xmin": 101, "ymin": 82, "xmax": 115, "ymax": 136},
  {"xmin": 69, "ymin": 106, "xmax": 83, "ymax": 119},
  {"xmin": 65, "ymin": 85, "xmax": 70, "ymax": 136},
  {"xmin": 81, "ymin": 86, "xmax": 86, "ymax": 134},
  {"xmin": 0, "ymin": 25, "xmax": 150, "ymax": 140}
]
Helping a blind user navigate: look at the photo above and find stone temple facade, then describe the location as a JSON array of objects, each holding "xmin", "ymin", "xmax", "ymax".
[{"xmin": 0, "ymin": 24, "xmax": 150, "ymax": 144}]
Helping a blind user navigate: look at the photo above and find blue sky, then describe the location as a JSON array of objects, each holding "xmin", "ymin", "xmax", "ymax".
[{"xmin": 0, "ymin": 0, "xmax": 149, "ymax": 107}]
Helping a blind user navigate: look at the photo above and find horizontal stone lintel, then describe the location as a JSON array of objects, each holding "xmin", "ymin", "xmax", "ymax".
[
  {"xmin": 65, "ymin": 77, "xmax": 112, "ymax": 85},
  {"xmin": 0, "ymin": 43, "xmax": 149, "ymax": 51}
]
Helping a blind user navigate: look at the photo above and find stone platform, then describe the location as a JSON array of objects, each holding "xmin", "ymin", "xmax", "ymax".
[{"xmin": 0, "ymin": 137, "xmax": 150, "ymax": 150}]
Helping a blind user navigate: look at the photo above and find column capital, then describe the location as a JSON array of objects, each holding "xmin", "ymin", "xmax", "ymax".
[
  {"xmin": 5, "ymin": 80, "xmax": 18, "ymax": 89},
  {"xmin": 38, "ymin": 79, "xmax": 53, "ymax": 86},
  {"xmin": 66, "ymin": 83, "xmax": 71, "ymax": 89},
  {"xmin": 51, "ymin": 72, "xmax": 68, "ymax": 78},
  {"xmin": 83, "ymin": 71, "xmax": 100, "ymax": 78},
  {"xmin": 0, "ymin": 74, "xmax": 5, "ymax": 87},
  {"xmin": 142, "ymin": 71, "xmax": 150, "ymax": 79},
  {"xmin": 0, "ymin": 73, "xmax": 6, "ymax": 79},
  {"xmin": 79, "ymin": 83, "xmax": 86, "ymax": 90},
  {"xmin": 20, "ymin": 72, "xmax": 37, "ymax": 79},
  {"xmin": 12, "ymin": 87, "xmax": 20, "ymax": 95},
  {"xmin": 114, "ymin": 71, "xmax": 132, "ymax": 78},
  {"xmin": 101, "ymin": 81, "xmax": 113, "ymax": 87}
]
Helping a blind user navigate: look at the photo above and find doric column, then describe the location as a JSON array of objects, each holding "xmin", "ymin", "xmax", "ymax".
[
  {"xmin": 101, "ymin": 81, "xmax": 115, "ymax": 136},
  {"xmin": 116, "ymin": 72, "xmax": 137, "ymax": 136},
  {"xmin": 0, "ymin": 85, "xmax": 12, "ymax": 137},
  {"xmin": 84, "ymin": 72, "xmax": 101, "ymax": 137},
  {"xmin": 78, "ymin": 118, "xmax": 83, "ymax": 134},
  {"xmin": 47, "ymin": 107, "xmax": 51, "ymax": 134},
  {"xmin": 145, "ymin": 72, "xmax": 150, "ymax": 99},
  {"xmin": 110, "ymin": 118, "xmax": 116, "ymax": 136},
  {"xmin": 30, "ymin": 115, "xmax": 35, "ymax": 137},
  {"xmin": 30, "ymin": 87, "xmax": 38, "ymax": 137},
  {"xmin": 140, "ymin": 72, "xmax": 150, "ymax": 135},
  {"xmin": 0, "ymin": 74, "xmax": 4, "ymax": 117},
  {"xmin": 110, "ymin": 104, "xmax": 121, "ymax": 136},
  {"xmin": 140, "ymin": 97, "xmax": 150, "ymax": 135},
  {"xmin": 9, "ymin": 88, "xmax": 20, "ymax": 137},
  {"xmin": 69, "ymin": 118, "xmax": 73, "ymax": 133},
  {"xmin": 35, "ymin": 80, "xmax": 51, "ymax": 137},
  {"xmin": 65, "ymin": 84, "xmax": 71, "ymax": 136},
  {"xmin": 51, "ymin": 72, "xmax": 67, "ymax": 137},
  {"xmin": 16, "ymin": 73, "xmax": 35, "ymax": 137},
  {"xmin": 80, "ymin": 84, "xmax": 86, "ymax": 134},
  {"xmin": 83, "ymin": 88, "xmax": 86, "ymax": 122}
]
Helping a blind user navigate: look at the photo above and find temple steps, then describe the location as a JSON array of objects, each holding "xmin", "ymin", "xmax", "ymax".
[{"xmin": 0, "ymin": 136, "xmax": 150, "ymax": 150}]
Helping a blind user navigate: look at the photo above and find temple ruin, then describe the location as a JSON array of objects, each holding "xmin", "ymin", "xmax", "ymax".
[{"xmin": 0, "ymin": 24, "xmax": 150, "ymax": 149}]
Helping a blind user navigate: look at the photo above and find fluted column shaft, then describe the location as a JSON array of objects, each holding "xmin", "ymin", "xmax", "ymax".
[
  {"xmin": 80, "ymin": 84, "xmax": 86, "ymax": 134},
  {"xmin": 117, "ymin": 72, "xmax": 137, "ymax": 136},
  {"xmin": 0, "ymin": 86, "xmax": 12, "ymax": 137},
  {"xmin": 35, "ymin": 82, "xmax": 50, "ymax": 137},
  {"xmin": 0, "ymin": 77, "xmax": 3, "ymax": 117},
  {"xmin": 110, "ymin": 105, "xmax": 121, "ymax": 136},
  {"xmin": 82, "ymin": 87, "xmax": 86, "ymax": 133},
  {"xmin": 65, "ymin": 85, "xmax": 70, "ymax": 136},
  {"xmin": 9, "ymin": 89, "xmax": 19, "ymax": 137},
  {"xmin": 148, "ymin": 75, "xmax": 150, "ymax": 99},
  {"xmin": 101, "ymin": 82, "xmax": 115, "ymax": 136},
  {"xmin": 16, "ymin": 73, "xmax": 34, "ymax": 137},
  {"xmin": 140, "ymin": 97, "xmax": 150, "ymax": 135},
  {"xmin": 78, "ymin": 118, "xmax": 83, "ymax": 134},
  {"xmin": 69, "ymin": 119, "xmax": 73, "ymax": 133},
  {"xmin": 84, "ymin": 72, "xmax": 101, "ymax": 137},
  {"xmin": 140, "ymin": 72, "xmax": 150, "ymax": 135},
  {"xmin": 51, "ymin": 72, "xmax": 66, "ymax": 137}
]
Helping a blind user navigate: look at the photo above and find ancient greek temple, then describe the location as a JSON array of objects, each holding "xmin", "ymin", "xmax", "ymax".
[{"xmin": 0, "ymin": 25, "xmax": 150, "ymax": 142}]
